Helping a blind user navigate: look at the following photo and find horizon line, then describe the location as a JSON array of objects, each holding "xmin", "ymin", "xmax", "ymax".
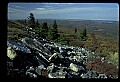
[{"xmin": 8, "ymin": 18, "xmax": 119, "ymax": 21}]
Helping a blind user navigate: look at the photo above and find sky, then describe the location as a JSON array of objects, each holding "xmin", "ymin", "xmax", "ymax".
[{"xmin": 8, "ymin": 3, "xmax": 119, "ymax": 21}]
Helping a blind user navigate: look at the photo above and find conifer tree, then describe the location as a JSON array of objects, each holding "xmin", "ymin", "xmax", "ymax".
[
  {"xmin": 47, "ymin": 21, "xmax": 59, "ymax": 40},
  {"xmin": 52, "ymin": 20, "xmax": 59, "ymax": 40},
  {"xmin": 75, "ymin": 27, "xmax": 77, "ymax": 33},
  {"xmin": 28, "ymin": 13, "xmax": 35, "ymax": 29},
  {"xmin": 35, "ymin": 20, "xmax": 41, "ymax": 34},
  {"xmin": 47, "ymin": 20, "xmax": 59, "ymax": 40},
  {"xmin": 35, "ymin": 20, "xmax": 40, "ymax": 28},
  {"xmin": 41, "ymin": 22, "xmax": 48, "ymax": 38},
  {"xmin": 80, "ymin": 27, "xmax": 87, "ymax": 41}
]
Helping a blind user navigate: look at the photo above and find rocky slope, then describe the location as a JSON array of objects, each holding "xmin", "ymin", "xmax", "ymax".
[
  {"xmin": 7, "ymin": 36, "xmax": 118, "ymax": 78},
  {"xmin": 7, "ymin": 20, "xmax": 118, "ymax": 79}
]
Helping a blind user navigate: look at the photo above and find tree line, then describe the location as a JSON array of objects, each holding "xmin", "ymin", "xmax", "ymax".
[
  {"xmin": 17, "ymin": 13, "xmax": 88, "ymax": 44},
  {"xmin": 27, "ymin": 13, "xmax": 59, "ymax": 41}
]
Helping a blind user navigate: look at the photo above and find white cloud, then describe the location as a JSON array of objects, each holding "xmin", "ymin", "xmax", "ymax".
[
  {"xmin": 11, "ymin": 5, "xmax": 24, "ymax": 8},
  {"xmin": 40, "ymin": 3, "xmax": 61, "ymax": 5},
  {"xmin": 49, "ymin": 3, "xmax": 77, "ymax": 5},
  {"xmin": 8, "ymin": 7, "xmax": 29, "ymax": 19},
  {"xmin": 15, "ymin": 5, "xmax": 24, "ymax": 8},
  {"xmin": 8, "ymin": 10, "xmax": 16, "ymax": 13},
  {"xmin": 41, "ymin": 3, "xmax": 82, "ymax": 5},
  {"xmin": 30, "ymin": 7, "xmax": 117, "ymax": 15},
  {"xmin": 8, "ymin": 8, "xmax": 17, "ymax": 13},
  {"xmin": 35, "ymin": 8, "xmax": 46, "ymax": 11},
  {"xmin": 8, "ymin": 3, "xmax": 119, "ymax": 20},
  {"xmin": 8, "ymin": 7, "xmax": 26, "ymax": 12}
]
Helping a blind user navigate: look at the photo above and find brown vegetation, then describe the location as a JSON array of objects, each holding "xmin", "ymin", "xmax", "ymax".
[
  {"xmin": 57, "ymin": 26, "xmax": 119, "ymax": 66},
  {"xmin": 86, "ymin": 58, "xmax": 118, "ymax": 78}
]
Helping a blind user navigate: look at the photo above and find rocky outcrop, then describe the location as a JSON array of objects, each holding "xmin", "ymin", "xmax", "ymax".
[{"xmin": 7, "ymin": 37, "xmax": 118, "ymax": 78}]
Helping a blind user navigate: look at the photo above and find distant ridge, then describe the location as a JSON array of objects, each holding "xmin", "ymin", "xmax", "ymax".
[
  {"xmin": 36, "ymin": 19, "xmax": 119, "ymax": 22},
  {"xmin": 9, "ymin": 18, "xmax": 119, "ymax": 22}
]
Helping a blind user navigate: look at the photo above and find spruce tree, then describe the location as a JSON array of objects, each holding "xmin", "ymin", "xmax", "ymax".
[
  {"xmin": 83, "ymin": 27, "xmax": 87, "ymax": 37},
  {"xmin": 52, "ymin": 20, "xmax": 59, "ymax": 40},
  {"xmin": 35, "ymin": 20, "xmax": 40, "ymax": 28},
  {"xmin": 24, "ymin": 19, "xmax": 26, "ymax": 24},
  {"xmin": 42, "ymin": 22, "xmax": 48, "ymax": 32},
  {"xmin": 75, "ymin": 27, "xmax": 77, "ymax": 33},
  {"xmin": 80, "ymin": 27, "xmax": 87, "ymax": 41},
  {"xmin": 41, "ymin": 22, "xmax": 48, "ymax": 39},
  {"xmin": 53, "ymin": 20, "xmax": 58, "ymax": 29},
  {"xmin": 35, "ymin": 20, "xmax": 41, "ymax": 34},
  {"xmin": 28, "ymin": 13, "xmax": 35, "ymax": 29},
  {"xmin": 47, "ymin": 20, "xmax": 59, "ymax": 40},
  {"xmin": 47, "ymin": 28, "xmax": 54, "ymax": 40}
]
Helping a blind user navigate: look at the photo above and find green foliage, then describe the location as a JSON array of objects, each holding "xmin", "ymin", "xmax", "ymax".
[
  {"xmin": 41, "ymin": 22, "xmax": 48, "ymax": 32},
  {"xmin": 84, "ymin": 33, "xmax": 98, "ymax": 52},
  {"xmin": 57, "ymin": 34, "xmax": 70, "ymax": 45},
  {"xmin": 52, "ymin": 21, "xmax": 59, "ymax": 39},
  {"xmin": 34, "ymin": 20, "xmax": 41, "ymax": 34},
  {"xmin": 47, "ymin": 20, "xmax": 59, "ymax": 40},
  {"xmin": 41, "ymin": 22, "xmax": 48, "ymax": 39},
  {"xmin": 106, "ymin": 52, "xmax": 119, "ymax": 65},
  {"xmin": 75, "ymin": 28, "xmax": 77, "ymax": 33},
  {"xmin": 35, "ymin": 20, "xmax": 40, "ymax": 28},
  {"xmin": 28, "ymin": 13, "xmax": 35, "ymax": 29},
  {"xmin": 79, "ymin": 27, "xmax": 87, "ymax": 41},
  {"xmin": 53, "ymin": 20, "xmax": 58, "ymax": 29},
  {"xmin": 35, "ymin": 26, "xmax": 42, "ymax": 34},
  {"xmin": 47, "ymin": 28, "xmax": 59, "ymax": 40},
  {"xmin": 47, "ymin": 28, "xmax": 53, "ymax": 40}
]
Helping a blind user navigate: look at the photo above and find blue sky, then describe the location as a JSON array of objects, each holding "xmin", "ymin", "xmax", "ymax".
[{"xmin": 8, "ymin": 3, "xmax": 119, "ymax": 21}]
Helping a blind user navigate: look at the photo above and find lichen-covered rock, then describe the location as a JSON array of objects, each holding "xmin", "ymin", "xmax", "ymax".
[
  {"xmin": 69, "ymin": 63, "xmax": 78, "ymax": 72},
  {"xmin": 7, "ymin": 37, "xmax": 118, "ymax": 78},
  {"xmin": 7, "ymin": 39, "xmax": 31, "ymax": 53},
  {"xmin": 7, "ymin": 47, "xmax": 17, "ymax": 60}
]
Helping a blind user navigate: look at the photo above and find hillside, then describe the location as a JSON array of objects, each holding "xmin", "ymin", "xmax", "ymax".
[
  {"xmin": 7, "ymin": 20, "xmax": 119, "ymax": 78},
  {"xmin": 8, "ymin": 19, "xmax": 119, "ymax": 57},
  {"xmin": 37, "ymin": 19, "xmax": 119, "ymax": 38}
]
